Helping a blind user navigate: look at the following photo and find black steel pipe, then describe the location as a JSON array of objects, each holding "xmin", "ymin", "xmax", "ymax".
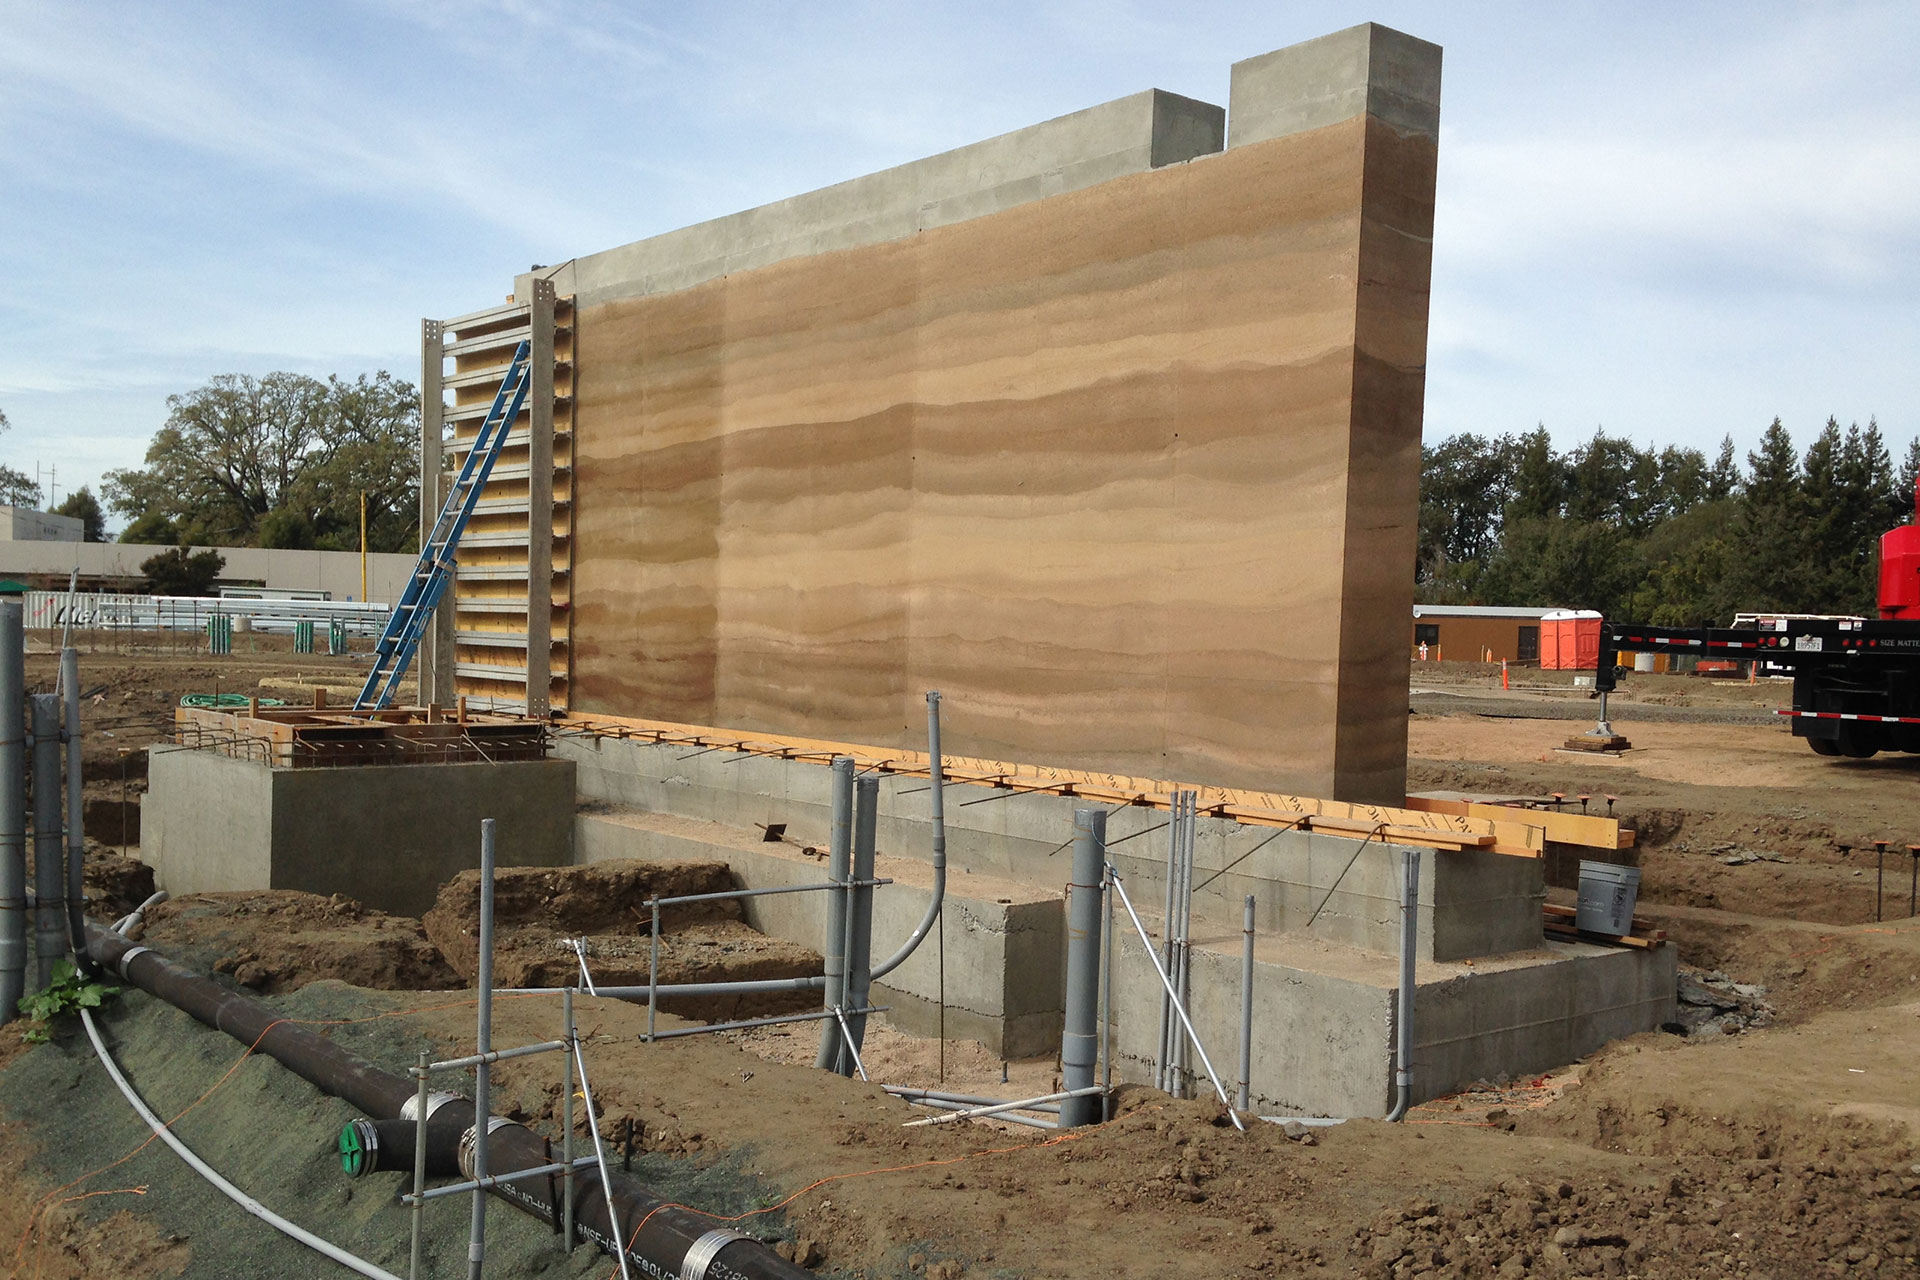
[
  {"xmin": 338, "ymin": 1118, "xmax": 465, "ymax": 1179},
  {"xmin": 86, "ymin": 923, "xmax": 812, "ymax": 1279}
]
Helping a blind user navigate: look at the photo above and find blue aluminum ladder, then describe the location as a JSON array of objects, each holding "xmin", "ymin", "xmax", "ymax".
[{"xmin": 355, "ymin": 341, "xmax": 533, "ymax": 710}]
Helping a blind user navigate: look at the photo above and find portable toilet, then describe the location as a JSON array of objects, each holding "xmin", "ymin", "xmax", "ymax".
[{"xmin": 1540, "ymin": 609, "xmax": 1603, "ymax": 670}]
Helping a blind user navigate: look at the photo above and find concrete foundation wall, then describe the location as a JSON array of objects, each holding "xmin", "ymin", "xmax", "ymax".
[
  {"xmin": 145, "ymin": 751, "xmax": 576, "ymax": 917},
  {"xmin": 1111, "ymin": 931, "xmax": 1676, "ymax": 1118},
  {"xmin": 577, "ymin": 806, "xmax": 1065, "ymax": 1057}
]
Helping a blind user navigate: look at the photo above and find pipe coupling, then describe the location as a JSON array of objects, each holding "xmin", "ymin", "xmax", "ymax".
[
  {"xmin": 114, "ymin": 945, "xmax": 151, "ymax": 979},
  {"xmin": 679, "ymin": 1228, "xmax": 754, "ymax": 1280},
  {"xmin": 456, "ymin": 1116, "xmax": 520, "ymax": 1179},
  {"xmin": 399, "ymin": 1090, "xmax": 461, "ymax": 1123}
]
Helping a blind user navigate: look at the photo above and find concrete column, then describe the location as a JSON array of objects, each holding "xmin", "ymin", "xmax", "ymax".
[
  {"xmin": 525, "ymin": 280, "xmax": 556, "ymax": 718},
  {"xmin": 418, "ymin": 318, "xmax": 454, "ymax": 706}
]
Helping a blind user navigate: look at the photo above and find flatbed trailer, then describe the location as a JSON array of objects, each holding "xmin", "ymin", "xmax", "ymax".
[{"xmin": 1598, "ymin": 617, "xmax": 1920, "ymax": 757}]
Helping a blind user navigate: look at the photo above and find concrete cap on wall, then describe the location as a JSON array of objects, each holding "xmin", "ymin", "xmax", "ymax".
[{"xmin": 1227, "ymin": 22, "xmax": 1443, "ymax": 149}]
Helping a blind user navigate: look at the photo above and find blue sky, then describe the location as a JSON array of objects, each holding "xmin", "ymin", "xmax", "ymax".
[{"xmin": 2, "ymin": 1, "xmax": 1916, "ymax": 524}]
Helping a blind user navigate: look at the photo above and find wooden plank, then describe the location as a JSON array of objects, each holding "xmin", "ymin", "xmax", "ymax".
[
  {"xmin": 1406, "ymin": 795, "xmax": 1631, "ymax": 850},
  {"xmin": 1544, "ymin": 921, "xmax": 1663, "ymax": 950},
  {"xmin": 557, "ymin": 711, "xmax": 1538, "ymax": 853}
]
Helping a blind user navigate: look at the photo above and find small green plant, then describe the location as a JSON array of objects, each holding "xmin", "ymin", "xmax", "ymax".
[{"xmin": 16, "ymin": 959, "xmax": 117, "ymax": 1043}]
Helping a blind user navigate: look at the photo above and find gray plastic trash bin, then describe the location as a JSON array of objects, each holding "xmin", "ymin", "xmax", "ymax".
[{"xmin": 1575, "ymin": 860, "xmax": 1641, "ymax": 936}]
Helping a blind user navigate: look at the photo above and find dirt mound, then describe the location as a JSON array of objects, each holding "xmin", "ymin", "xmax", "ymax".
[
  {"xmin": 423, "ymin": 860, "xmax": 822, "ymax": 1021},
  {"xmin": 81, "ymin": 850, "xmax": 156, "ymax": 921},
  {"xmin": 1351, "ymin": 1164, "xmax": 1920, "ymax": 1279},
  {"xmin": 137, "ymin": 891, "xmax": 460, "ymax": 993}
]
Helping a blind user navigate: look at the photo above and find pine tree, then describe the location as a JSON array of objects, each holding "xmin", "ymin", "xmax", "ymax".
[
  {"xmin": 1732, "ymin": 418, "xmax": 1805, "ymax": 611},
  {"xmin": 1707, "ymin": 435, "xmax": 1742, "ymax": 501}
]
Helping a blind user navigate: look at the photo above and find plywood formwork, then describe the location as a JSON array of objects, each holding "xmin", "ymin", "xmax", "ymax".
[{"xmin": 430, "ymin": 23, "xmax": 1442, "ymax": 803}]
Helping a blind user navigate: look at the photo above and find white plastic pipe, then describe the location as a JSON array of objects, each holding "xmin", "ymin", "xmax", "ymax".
[{"xmin": 79, "ymin": 1008, "xmax": 405, "ymax": 1280}]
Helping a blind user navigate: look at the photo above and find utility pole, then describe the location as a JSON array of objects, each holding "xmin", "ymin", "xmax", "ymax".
[{"xmin": 359, "ymin": 491, "xmax": 368, "ymax": 602}]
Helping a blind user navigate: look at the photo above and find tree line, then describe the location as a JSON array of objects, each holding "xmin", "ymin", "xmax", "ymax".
[
  {"xmin": 1419, "ymin": 418, "xmax": 1917, "ymax": 624},
  {"xmin": 103, "ymin": 370, "xmax": 420, "ymax": 554}
]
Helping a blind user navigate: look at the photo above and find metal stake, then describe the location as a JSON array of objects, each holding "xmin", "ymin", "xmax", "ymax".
[
  {"xmin": 410, "ymin": 1051, "xmax": 429, "ymax": 1280},
  {"xmin": 562, "ymin": 987, "xmax": 575, "ymax": 1252},
  {"xmin": 469, "ymin": 817, "xmax": 496, "ymax": 1280}
]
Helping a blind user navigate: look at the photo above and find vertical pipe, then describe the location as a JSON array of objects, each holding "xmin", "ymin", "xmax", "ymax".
[
  {"xmin": 30, "ymin": 694, "xmax": 64, "ymax": 991},
  {"xmin": 0, "ymin": 601, "xmax": 24, "ymax": 1022},
  {"xmin": 409, "ymin": 1050, "xmax": 428, "ymax": 1280},
  {"xmin": 61, "ymin": 647, "xmax": 89, "ymax": 973},
  {"xmin": 1386, "ymin": 847, "xmax": 1421, "ymax": 1122},
  {"xmin": 1060, "ymin": 809, "xmax": 1105, "ymax": 1127},
  {"xmin": 561, "ymin": 987, "xmax": 575, "ymax": 1252},
  {"xmin": 813, "ymin": 756, "xmax": 855, "ymax": 1071},
  {"xmin": 1155, "ymin": 795, "xmax": 1179, "ymax": 1090},
  {"xmin": 469, "ymin": 818, "xmax": 496, "ymax": 1278},
  {"xmin": 926, "ymin": 692, "xmax": 947, "ymax": 1081},
  {"xmin": 842, "ymin": 775, "xmax": 878, "ymax": 1065},
  {"xmin": 1170, "ymin": 793, "xmax": 1195, "ymax": 1098},
  {"xmin": 1099, "ymin": 866, "xmax": 1113, "ymax": 1115},
  {"xmin": 1237, "ymin": 894, "xmax": 1255, "ymax": 1113}
]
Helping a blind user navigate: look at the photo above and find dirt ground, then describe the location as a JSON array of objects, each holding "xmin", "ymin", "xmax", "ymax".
[{"xmin": 1, "ymin": 652, "xmax": 1917, "ymax": 1279}]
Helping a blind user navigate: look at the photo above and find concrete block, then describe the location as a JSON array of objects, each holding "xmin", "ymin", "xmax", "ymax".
[
  {"xmin": 1110, "ymin": 929, "xmax": 1676, "ymax": 1118},
  {"xmin": 144, "ymin": 750, "xmax": 575, "ymax": 917},
  {"xmin": 1228, "ymin": 22, "xmax": 1442, "ymax": 148},
  {"xmin": 576, "ymin": 805, "xmax": 1065, "ymax": 1057}
]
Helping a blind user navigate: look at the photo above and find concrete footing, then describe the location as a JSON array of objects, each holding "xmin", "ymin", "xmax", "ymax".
[{"xmin": 143, "ymin": 750, "xmax": 575, "ymax": 917}]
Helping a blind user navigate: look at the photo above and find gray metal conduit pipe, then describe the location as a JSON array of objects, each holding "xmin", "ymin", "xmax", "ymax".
[
  {"xmin": 1384, "ymin": 847, "xmax": 1421, "ymax": 1123},
  {"xmin": 512, "ymin": 691, "xmax": 953, "ymax": 1008},
  {"xmin": 1058, "ymin": 808, "xmax": 1104, "ymax": 1127},
  {"xmin": 61, "ymin": 647, "xmax": 93, "ymax": 978},
  {"xmin": 839, "ymin": 775, "xmax": 879, "ymax": 1069},
  {"xmin": 868, "ymin": 689, "xmax": 947, "ymax": 984},
  {"xmin": 0, "ymin": 600, "xmax": 25, "ymax": 1022},
  {"xmin": 84, "ymin": 923, "xmax": 816, "ymax": 1280},
  {"xmin": 812, "ymin": 756, "xmax": 855, "ymax": 1070},
  {"xmin": 29, "ymin": 694, "xmax": 64, "ymax": 990}
]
